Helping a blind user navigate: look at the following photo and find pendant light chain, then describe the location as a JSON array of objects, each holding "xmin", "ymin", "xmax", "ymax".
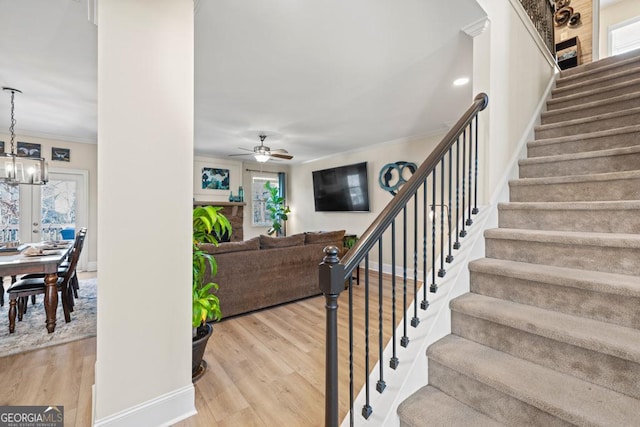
[{"xmin": 9, "ymin": 89, "xmax": 16, "ymax": 155}]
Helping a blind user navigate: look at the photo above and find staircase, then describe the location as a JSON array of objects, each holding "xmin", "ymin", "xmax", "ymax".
[{"xmin": 398, "ymin": 50, "xmax": 640, "ymax": 425}]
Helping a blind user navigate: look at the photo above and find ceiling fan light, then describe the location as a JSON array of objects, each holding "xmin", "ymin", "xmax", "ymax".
[{"xmin": 255, "ymin": 154, "xmax": 270, "ymax": 163}]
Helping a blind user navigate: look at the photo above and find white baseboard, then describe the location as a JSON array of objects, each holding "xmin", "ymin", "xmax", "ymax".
[
  {"xmin": 85, "ymin": 261, "xmax": 98, "ymax": 272},
  {"xmin": 93, "ymin": 384, "xmax": 196, "ymax": 427}
]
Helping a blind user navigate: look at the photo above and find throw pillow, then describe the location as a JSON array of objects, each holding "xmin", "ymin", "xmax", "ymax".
[
  {"xmin": 259, "ymin": 233, "xmax": 305, "ymax": 249},
  {"xmin": 200, "ymin": 237, "xmax": 260, "ymax": 255},
  {"xmin": 304, "ymin": 230, "xmax": 346, "ymax": 245}
]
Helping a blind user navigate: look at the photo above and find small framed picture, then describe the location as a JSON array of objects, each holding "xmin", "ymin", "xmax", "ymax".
[
  {"xmin": 0, "ymin": 141, "xmax": 4, "ymax": 154},
  {"xmin": 17, "ymin": 142, "xmax": 42, "ymax": 158},
  {"xmin": 52, "ymin": 147, "xmax": 71, "ymax": 162},
  {"xmin": 201, "ymin": 167, "xmax": 230, "ymax": 190}
]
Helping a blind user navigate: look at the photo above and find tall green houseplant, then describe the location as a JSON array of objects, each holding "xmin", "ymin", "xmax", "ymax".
[
  {"xmin": 265, "ymin": 181, "xmax": 290, "ymax": 236},
  {"xmin": 192, "ymin": 206, "xmax": 232, "ymax": 333}
]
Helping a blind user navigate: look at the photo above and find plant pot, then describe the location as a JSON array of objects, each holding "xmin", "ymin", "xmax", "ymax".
[{"xmin": 192, "ymin": 322, "xmax": 213, "ymax": 382}]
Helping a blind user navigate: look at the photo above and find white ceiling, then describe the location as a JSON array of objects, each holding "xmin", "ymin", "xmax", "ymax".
[{"xmin": 0, "ymin": 0, "xmax": 486, "ymax": 164}]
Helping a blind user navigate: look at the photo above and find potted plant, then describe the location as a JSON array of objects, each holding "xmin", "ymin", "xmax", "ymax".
[
  {"xmin": 265, "ymin": 181, "xmax": 290, "ymax": 236},
  {"xmin": 192, "ymin": 205, "xmax": 232, "ymax": 381}
]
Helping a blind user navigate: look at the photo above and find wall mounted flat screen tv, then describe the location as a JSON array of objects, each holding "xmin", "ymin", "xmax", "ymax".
[{"xmin": 312, "ymin": 162, "xmax": 370, "ymax": 212}]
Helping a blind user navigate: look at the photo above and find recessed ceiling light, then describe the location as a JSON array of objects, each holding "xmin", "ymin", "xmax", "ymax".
[{"xmin": 453, "ymin": 77, "xmax": 470, "ymax": 86}]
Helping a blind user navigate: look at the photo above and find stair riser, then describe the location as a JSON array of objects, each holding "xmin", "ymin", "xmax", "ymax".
[
  {"xmin": 452, "ymin": 311, "xmax": 640, "ymax": 399},
  {"xmin": 541, "ymin": 97, "xmax": 640, "ymax": 125},
  {"xmin": 528, "ymin": 130, "xmax": 640, "ymax": 157},
  {"xmin": 557, "ymin": 60, "xmax": 640, "ymax": 88},
  {"xmin": 510, "ymin": 177, "xmax": 640, "ymax": 202},
  {"xmin": 470, "ymin": 269, "xmax": 640, "ymax": 330},
  {"xmin": 535, "ymin": 111, "xmax": 640, "ymax": 139},
  {"xmin": 549, "ymin": 81, "xmax": 640, "ymax": 110},
  {"xmin": 485, "ymin": 237, "xmax": 640, "ymax": 276},
  {"xmin": 428, "ymin": 360, "xmax": 573, "ymax": 426},
  {"xmin": 498, "ymin": 206, "xmax": 640, "ymax": 233},
  {"xmin": 519, "ymin": 151, "xmax": 640, "ymax": 178}
]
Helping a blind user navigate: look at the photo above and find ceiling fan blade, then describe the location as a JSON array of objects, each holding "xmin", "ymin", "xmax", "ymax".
[
  {"xmin": 271, "ymin": 153, "xmax": 293, "ymax": 160},
  {"xmin": 270, "ymin": 148, "xmax": 289, "ymax": 153},
  {"xmin": 237, "ymin": 147, "xmax": 254, "ymax": 152},
  {"xmin": 228, "ymin": 153, "xmax": 252, "ymax": 157}
]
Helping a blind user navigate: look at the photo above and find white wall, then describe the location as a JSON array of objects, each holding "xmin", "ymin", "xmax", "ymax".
[
  {"xmin": 95, "ymin": 1, "xmax": 195, "ymax": 425},
  {"xmin": 599, "ymin": 0, "xmax": 640, "ymax": 58},
  {"xmin": 474, "ymin": 0, "xmax": 557, "ymax": 204},
  {"xmin": 0, "ymin": 134, "xmax": 98, "ymax": 269}
]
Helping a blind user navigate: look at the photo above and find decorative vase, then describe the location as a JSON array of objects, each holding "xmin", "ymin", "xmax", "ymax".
[{"xmin": 192, "ymin": 322, "xmax": 213, "ymax": 381}]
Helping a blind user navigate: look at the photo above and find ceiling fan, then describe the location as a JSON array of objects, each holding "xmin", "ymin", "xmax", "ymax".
[{"xmin": 229, "ymin": 134, "xmax": 294, "ymax": 163}]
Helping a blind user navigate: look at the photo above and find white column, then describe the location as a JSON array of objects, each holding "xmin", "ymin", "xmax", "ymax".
[{"xmin": 95, "ymin": 1, "xmax": 195, "ymax": 425}]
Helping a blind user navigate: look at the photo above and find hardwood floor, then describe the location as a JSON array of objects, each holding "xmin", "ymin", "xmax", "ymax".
[{"xmin": 0, "ymin": 270, "xmax": 418, "ymax": 427}]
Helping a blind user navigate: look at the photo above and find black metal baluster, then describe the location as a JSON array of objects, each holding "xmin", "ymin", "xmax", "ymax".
[
  {"xmin": 430, "ymin": 169, "xmax": 437, "ymax": 293},
  {"xmin": 362, "ymin": 255, "xmax": 372, "ymax": 419},
  {"xmin": 401, "ymin": 207, "xmax": 409, "ymax": 347},
  {"xmin": 377, "ymin": 239, "xmax": 386, "ymax": 393},
  {"xmin": 460, "ymin": 129, "xmax": 467, "ymax": 238},
  {"xmin": 473, "ymin": 116, "xmax": 479, "ymax": 215},
  {"xmin": 390, "ymin": 220, "xmax": 399, "ymax": 369},
  {"xmin": 446, "ymin": 146, "xmax": 453, "ymax": 263},
  {"xmin": 421, "ymin": 182, "xmax": 429, "ymax": 310},
  {"xmin": 438, "ymin": 160, "xmax": 445, "ymax": 277},
  {"xmin": 466, "ymin": 122, "xmax": 473, "ymax": 226},
  {"xmin": 411, "ymin": 193, "xmax": 419, "ymax": 327},
  {"xmin": 454, "ymin": 137, "xmax": 461, "ymax": 250},
  {"xmin": 349, "ymin": 274, "xmax": 354, "ymax": 427}
]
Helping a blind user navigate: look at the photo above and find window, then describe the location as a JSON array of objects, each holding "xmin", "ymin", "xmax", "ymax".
[
  {"xmin": 0, "ymin": 183, "xmax": 19, "ymax": 242},
  {"xmin": 609, "ymin": 15, "xmax": 640, "ymax": 56},
  {"xmin": 251, "ymin": 173, "xmax": 278, "ymax": 227}
]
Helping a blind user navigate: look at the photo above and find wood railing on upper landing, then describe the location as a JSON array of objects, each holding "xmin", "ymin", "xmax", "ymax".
[{"xmin": 318, "ymin": 93, "xmax": 489, "ymax": 427}]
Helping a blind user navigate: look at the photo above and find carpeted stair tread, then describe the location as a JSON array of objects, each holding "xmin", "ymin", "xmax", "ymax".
[
  {"xmin": 427, "ymin": 336, "xmax": 640, "ymax": 426},
  {"xmin": 498, "ymin": 200, "xmax": 640, "ymax": 212},
  {"xmin": 519, "ymin": 144, "xmax": 640, "ymax": 166},
  {"xmin": 397, "ymin": 385, "xmax": 503, "ymax": 427},
  {"xmin": 535, "ymin": 105, "xmax": 640, "ymax": 133},
  {"xmin": 557, "ymin": 48, "xmax": 640, "ymax": 81},
  {"xmin": 451, "ymin": 293, "xmax": 640, "ymax": 363},
  {"xmin": 540, "ymin": 91, "xmax": 640, "ymax": 124},
  {"xmin": 484, "ymin": 227, "xmax": 640, "ymax": 248},
  {"xmin": 554, "ymin": 66, "xmax": 640, "ymax": 96},
  {"xmin": 510, "ymin": 169, "xmax": 640, "ymax": 186},
  {"xmin": 550, "ymin": 75, "xmax": 640, "ymax": 109},
  {"xmin": 498, "ymin": 200, "xmax": 640, "ymax": 233},
  {"xmin": 469, "ymin": 258, "xmax": 640, "ymax": 299},
  {"xmin": 527, "ymin": 124, "xmax": 640, "ymax": 157}
]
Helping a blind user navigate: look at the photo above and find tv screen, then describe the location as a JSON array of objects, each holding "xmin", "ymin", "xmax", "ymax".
[{"xmin": 312, "ymin": 162, "xmax": 370, "ymax": 212}]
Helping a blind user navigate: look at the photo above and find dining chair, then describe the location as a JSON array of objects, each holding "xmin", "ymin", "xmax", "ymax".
[
  {"xmin": 19, "ymin": 227, "xmax": 87, "ymax": 301},
  {"xmin": 6, "ymin": 237, "xmax": 83, "ymax": 333}
]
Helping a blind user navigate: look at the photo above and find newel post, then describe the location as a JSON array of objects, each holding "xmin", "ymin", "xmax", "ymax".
[{"xmin": 319, "ymin": 245, "xmax": 345, "ymax": 427}]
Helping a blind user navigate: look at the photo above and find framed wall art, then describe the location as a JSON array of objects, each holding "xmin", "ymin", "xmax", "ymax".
[
  {"xmin": 52, "ymin": 147, "xmax": 71, "ymax": 162},
  {"xmin": 17, "ymin": 142, "xmax": 41, "ymax": 158},
  {"xmin": 193, "ymin": 157, "xmax": 241, "ymax": 201}
]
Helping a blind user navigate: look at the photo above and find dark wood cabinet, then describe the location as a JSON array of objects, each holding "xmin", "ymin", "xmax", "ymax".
[{"xmin": 193, "ymin": 201, "xmax": 245, "ymax": 242}]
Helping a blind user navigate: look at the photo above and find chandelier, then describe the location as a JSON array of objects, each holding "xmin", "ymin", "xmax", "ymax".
[{"xmin": 1, "ymin": 87, "xmax": 47, "ymax": 185}]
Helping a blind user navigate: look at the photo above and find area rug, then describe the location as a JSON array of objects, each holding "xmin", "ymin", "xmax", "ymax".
[{"xmin": 0, "ymin": 278, "xmax": 97, "ymax": 358}]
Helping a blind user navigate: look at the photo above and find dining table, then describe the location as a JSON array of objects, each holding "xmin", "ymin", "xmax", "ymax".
[{"xmin": 0, "ymin": 242, "xmax": 73, "ymax": 333}]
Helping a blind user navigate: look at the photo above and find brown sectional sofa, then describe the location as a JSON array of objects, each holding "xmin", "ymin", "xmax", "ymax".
[{"xmin": 200, "ymin": 230, "xmax": 345, "ymax": 318}]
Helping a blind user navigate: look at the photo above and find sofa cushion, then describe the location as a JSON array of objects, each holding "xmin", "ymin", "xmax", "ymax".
[
  {"xmin": 200, "ymin": 237, "xmax": 259, "ymax": 255},
  {"xmin": 304, "ymin": 230, "xmax": 346, "ymax": 245},
  {"xmin": 259, "ymin": 233, "xmax": 305, "ymax": 249}
]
